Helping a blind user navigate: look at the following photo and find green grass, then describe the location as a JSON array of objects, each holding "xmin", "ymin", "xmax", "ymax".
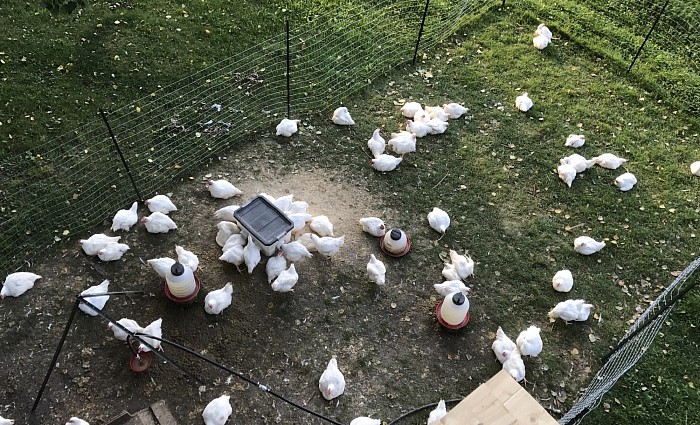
[{"xmin": 1, "ymin": 0, "xmax": 699, "ymax": 424}]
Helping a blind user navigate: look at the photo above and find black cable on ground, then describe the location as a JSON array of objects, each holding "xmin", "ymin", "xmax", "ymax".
[{"xmin": 386, "ymin": 398, "xmax": 463, "ymax": 425}]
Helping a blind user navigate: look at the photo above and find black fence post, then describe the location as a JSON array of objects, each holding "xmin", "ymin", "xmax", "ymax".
[
  {"xmin": 99, "ymin": 108, "xmax": 143, "ymax": 203},
  {"xmin": 502, "ymin": 0, "xmax": 506, "ymax": 7},
  {"xmin": 286, "ymin": 20, "xmax": 291, "ymax": 118},
  {"xmin": 628, "ymin": 0, "xmax": 670, "ymax": 73},
  {"xmin": 412, "ymin": 0, "xmax": 431, "ymax": 65}
]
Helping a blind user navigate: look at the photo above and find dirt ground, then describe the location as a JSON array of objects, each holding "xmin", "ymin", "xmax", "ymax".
[{"xmin": 0, "ymin": 117, "xmax": 583, "ymax": 424}]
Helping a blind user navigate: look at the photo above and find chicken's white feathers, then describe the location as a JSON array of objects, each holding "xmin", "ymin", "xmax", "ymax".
[
  {"xmin": 142, "ymin": 212, "xmax": 177, "ymax": 233},
  {"xmin": 108, "ymin": 318, "xmax": 142, "ymax": 341},
  {"xmin": 271, "ymin": 264, "xmax": 298, "ymax": 292},
  {"xmin": 449, "ymin": 250, "xmax": 474, "ymax": 279},
  {"xmin": 111, "ymin": 201, "xmax": 139, "ymax": 232},
  {"xmin": 535, "ymin": 23, "xmax": 553, "ymax": 40},
  {"xmin": 243, "ymin": 236, "xmax": 261, "ymax": 274},
  {"xmin": 516, "ymin": 325, "xmax": 543, "ymax": 357},
  {"xmin": 295, "ymin": 232, "xmax": 318, "ymax": 252},
  {"xmin": 533, "ymin": 34, "xmax": 549, "ymax": 50},
  {"xmin": 65, "ymin": 417, "xmax": 90, "ymax": 425},
  {"xmin": 434, "ymin": 280, "xmax": 471, "ymax": 297},
  {"xmin": 332, "ymin": 106, "xmax": 355, "ymax": 125},
  {"xmin": 691, "ymin": 161, "xmax": 700, "ymax": 176},
  {"xmin": 78, "ymin": 280, "xmax": 110, "ymax": 316},
  {"xmin": 147, "ymin": 257, "xmax": 176, "ymax": 279},
  {"xmin": 219, "ymin": 245, "xmax": 244, "ymax": 266},
  {"xmin": 492, "ymin": 326, "xmax": 517, "ymax": 364},
  {"xmin": 368, "ymin": 129, "xmax": 386, "ymax": 158},
  {"xmin": 276, "ymin": 118, "xmax": 301, "ymax": 137},
  {"xmin": 266, "ymin": 254, "xmax": 288, "ymax": 283},
  {"xmin": 145, "ymin": 194, "xmax": 177, "ymax": 214},
  {"xmin": 427, "ymin": 207, "xmax": 450, "ymax": 235},
  {"xmin": 359, "ymin": 217, "xmax": 386, "ymax": 237},
  {"xmin": 319, "ymin": 357, "xmax": 346, "ymax": 400},
  {"xmin": 406, "ymin": 119, "xmax": 432, "ymax": 138},
  {"xmin": 286, "ymin": 212, "xmax": 312, "ymax": 233},
  {"xmin": 202, "ymin": 394, "xmax": 233, "ymax": 425},
  {"xmin": 350, "ymin": 418, "xmax": 380, "ymax": 425},
  {"xmin": 204, "ymin": 283, "xmax": 233, "ymax": 315},
  {"xmin": 97, "ymin": 243, "xmax": 130, "ymax": 262},
  {"xmin": 400, "ymin": 101, "xmax": 423, "ymax": 118},
  {"xmin": 1, "ymin": 272, "xmax": 41, "ymax": 299},
  {"xmin": 552, "ymin": 269, "xmax": 574, "ymax": 292},
  {"xmin": 425, "ymin": 105, "xmax": 450, "ymax": 122},
  {"xmin": 79, "ymin": 234, "xmax": 120, "ymax": 256},
  {"xmin": 287, "ymin": 200, "xmax": 309, "ymax": 214},
  {"xmin": 311, "ymin": 234, "xmax": 345, "ymax": 258},
  {"xmin": 427, "ymin": 400, "xmax": 447, "ymax": 425},
  {"xmin": 216, "ymin": 221, "xmax": 240, "ymax": 247},
  {"xmin": 565, "ymin": 134, "xmax": 586, "ymax": 148},
  {"xmin": 557, "ymin": 164, "xmax": 577, "ymax": 188},
  {"xmin": 371, "ymin": 154, "xmax": 402, "ymax": 172},
  {"xmin": 388, "ymin": 135, "xmax": 416, "ymax": 155},
  {"xmin": 310, "ymin": 215, "xmax": 334, "ymax": 237},
  {"xmin": 441, "ymin": 263, "xmax": 461, "ymax": 282},
  {"xmin": 175, "ymin": 245, "xmax": 199, "ymax": 272},
  {"xmin": 574, "ymin": 236, "xmax": 605, "ymax": 255},
  {"xmin": 367, "ymin": 254, "xmax": 386, "ymax": 285},
  {"xmin": 515, "ymin": 92, "xmax": 533, "ymax": 112},
  {"xmin": 207, "ymin": 179, "xmax": 242, "ymax": 199},
  {"xmin": 560, "ymin": 154, "xmax": 595, "ymax": 173},
  {"xmin": 503, "ymin": 350, "xmax": 526, "ymax": 382},
  {"xmin": 222, "ymin": 234, "xmax": 246, "ymax": 253},
  {"xmin": 214, "ymin": 205, "xmax": 240, "ymax": 221},
  {"xmin": 614, "ymin": 172, "xmax": 637, "ymax": 192},
  {"xmin": 592, "ymin": 153, "xmax": 627, "ymax": 169},
  {"xmin": 138, "ymin": 318, "xmax": 163, "ymax": 352},
  {"xmin": 281, "ymin": 241, "xmax": 313, "ymax": 262},
  {"xmin": 443, "ymin": 103, "xmax": 469, "ymax": 119}
]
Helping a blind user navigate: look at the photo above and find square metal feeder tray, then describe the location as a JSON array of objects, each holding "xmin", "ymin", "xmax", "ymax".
[{"xmin": 234, "ymin": 195, "xmax": 293, "ymax": 253}]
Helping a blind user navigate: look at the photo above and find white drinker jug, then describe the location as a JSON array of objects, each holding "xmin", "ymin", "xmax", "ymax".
[
  {"xmin": 440, "ymin": 292, "xmax": 470, "ymax": 326},
  {"xmin": 165, "ymin": 261, "xmax": 196, "ymax": 298}
]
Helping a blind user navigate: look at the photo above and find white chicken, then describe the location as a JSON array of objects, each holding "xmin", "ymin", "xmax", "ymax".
[
  {"xmin": 549, "ymin": 299, "xmax": 594, "ymax": 323},
  {"xmin": 204, "ymin": 282, "xmax": 233, "ymax": 315},
  {"xmin": 219, "ymin": 245, "xmax": 244, "ymax": 268},
  {"xmin": 359, "ymin": 217, "xmax": 386, "ymax": 237},
  {"xmin": 367, "ymin": 254, "xmax": 386, "ymax": 285},
  {"xmin": 202, "ymin": 394, "xmax": 232, "ymax": 425},
  {"xmin": 425, "ymin": 105, "xmax": 450, "ymax": 121},
  {"xmin": 214, "ymin": 205, "xmax": 240, "ymax": 221},
  {"xmin": 533, "ymin": 34, "xmax": 549, "ymax": 50},
  {"xmin": 449, "ymin": 250, "xmax": 474, "ymax": 280},
  {"xmin": 243, "ymin": 236, "xmax": 261, "ymax": 274},
  {"xmin": 175, "ymin": 245, "xmax": 199, "ymax": 272},
  {"xmin": 266, "ymin": 254, "xmax": 288, "ymax": 283},
  {"xmin": 78, "ymin": 280, "xmax": 110, "ymax": 316},
  {"xmin": 574, "ymin": 236, "xmax": 605, "ymax": 255},
  {"xmin": 691, "ymin": 161, "xmax": 700, "ymax": 176},
  {"xmin": 560, "ymin": 154, "xmax": 595, "ymax": 173},
  {"xmin": 97, "ymin": 243, "xmax": 130, "ymax": 262},
  {"xmin": 276, "ymin": 118, "xmax": 301, "ymax": 137},
  {"xmin": 592, "ymin": 153, "xmax": 627, "ymax": 169},
  {"xmin": 371, "ymin": 154, "xmax": 402, "ymax": 172},
  {"xmin": 138, "ymin": 318, "xmax": 163, "ymax": 353},
  {"xmin": 145, "ymin": 194, "xmax": 177, "ymax": 214},
  {"xmin": 406, "ymin": 119, "xmax": 432, "ymax": 138},
  {"xmin": 142, "ymin": 212, "xmax": 177, "ymax": 233},
  {"xmin": 207, "ymin": 179, "xmax": 242, "ymax": 199},
  {"xmin": 332, "ymin": 106, "xmax": 355, "ymax": 125},
  {"xmin": 557, "ymin": 163, "xmax": 577, "ymax": 188},
  {"xmin": 552, "ymin": 269, "xmax": 573, "ymax": 292},
  {"xmin": 350, "ymin": 418, "xmax": 380, "ymax": 425},
  {"xmin": 111, "ymin": 201, "xmax": 139, "ymax": 232},
  {"xmin": 286, "ymin": 212, "xmax": 312, "ymax": 233},
  {"xmin": 491, "ymin": 326, "xmax": 517, "ymax": 364},
  {"xmin": 515, "ymin": 92, "xmax": 533, "ymax": 112},
  {"xmin": 367, "ymin": 128, "xmax": 385, "ymax": 158},
  {"xmin": 413, "ymin": 109, "xmax": 431, "ymax": 123},
  {"xmin": 216, "ymin": 221, "xmax": 240, "ymax": 247},
  {"xmin": 79, "ymin": 234, "xmax": 120, "ymax": 256},
  {"xmin": 502, "ymin": 350, "xmax": 525, "ymax": 382},
  {"xmin": 614, "ymin": 172, "xmax": 637, "ymax": 192},
  {"xmin": 516, "ymin": 326, "xmax": 543, "ymax": 357},
  {"xmin": 427, "ymin": 400, "xmax": 448, "ymax": 425},
  {"xmin": 400, "ymin": 101, "xmax": 423, "ymax": 118},
  {"xmin": 108, "ymin": 318, "xmax": 143, "ymax": 341},
  {"xmin": 434, "ymin": 280, "xmax": 471, "ymax": 297},
  {"xmin": 1, "ymin": 272, "xmax": 42, "ymax": 299},
  {"xmin": 65, "ymin": 418, "xmax": 90, "ymax": 425},
  {"xmin": 310, "ymin": 215, "xmax": 334, "ymax": 237},
  {"xmin": 0, "ymin": 417, "xmax": 13, "ymax": 425},
  {"xmin": 535, "ymin": 23, "xmax": 553, "ymax": 41},
  {"xmin": 287, "ymin": 200, "xmax": 309, "ymax": 214},
  {"xmin": 427, "ymin": 118, "xmax": 449, "ymax": 135},
  {"xmin": 441, "ymin": 263, "xmax": 461, "ymax": 281},
  {"xmin": 565, "ymin": 134, "xmax": 586, "ymax": 148},
  {"xmin": 271, "ymin": 263, "xmax": 298, "ymax": 292},
  {"xmin": 311, "ymin": 234, "xmax": 345, "ymax": 258},
  {"xmin": 273, "ymin": 194, "xmax": 294, "ymax": 212},
  {"xmin": 576, "ymin": 302, "xmax": 595, "ymax": 321},
  {"xmin": 222, "ymin": 234, "xmax": 246, "ymax": 252},
  {"xmin": 318, "ymin": 357, "xmax": 346, "ymax": 400},
  {"xmin": 280, "ymin": 241, "xmax": 313, "ymax": 262},
  {"xmin": 427, "ymin": 207, "xmax": 450, "ymax": 238},
  {"xmin": 295, "ymin": 232, "xmax": 318, "ymax": 252},
  {"xmin": 391, "ymin": 130, "xmax": 415, "ymax": 140},
  {"xmin": 147, "ymin": 257, "xmax": 176, "ymax": 279},
  {"xmin": 443, "ymin": 103, "xmax": 469, "ymax": 119},
  {"xmin": 388, "ymin": 135, "xmax": 416, "ymax": 155}
]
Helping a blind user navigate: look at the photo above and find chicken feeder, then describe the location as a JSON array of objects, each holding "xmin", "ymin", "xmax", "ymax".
[
  {"xmin": 379, "ymin": 228, "xmax": 411, "ymax": 257},
  {"xmin": 129, "ymin": 351, "xmax": 154, "ymax": 372},
  {"xmin": 436, "ymin": 292, "xmax": 470, "ymax": 330},
  {"xmin": 234, "ymin": 195, "xmax": 294, "ymax": 256}
]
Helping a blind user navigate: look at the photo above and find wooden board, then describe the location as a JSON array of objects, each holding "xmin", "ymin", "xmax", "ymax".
[{"xmin": 439, "ymin": 370, "xmax": 559, "ymax": 425}]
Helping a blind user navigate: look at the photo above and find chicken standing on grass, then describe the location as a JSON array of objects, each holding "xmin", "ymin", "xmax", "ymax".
[
  {"xmin": 400, "ymin": 101, "xmax": 423, "ymax": 118},
  {"xmin": 428, "ymin": 207, "xmax": 450, "ymax": 238},
  {"xmin": 202, "ymin": 394, "xmax": 233, "ymax": 425},
  {"xmin": 145, "ymin": 194, "xmax": 177, "ymax": 214},
  {"xmin": 388, "ymin": 134, "xmax": 416, "ymax": 155},
  {"xmin": 319, "ymin": 357, "xmax": 346, "ymax": 400},
  {"xmin": 78, "ymin": 280, "xmax": 110, "ymax": 316},
  {"xmin": 443, "ymin": 102, "xmax": 469, "ymax": 119},
  {"xmin": 516, "ymin": 326, "xmax": 543, "ymax": 357},
  {"xmin": 548, "ymin": 299, "xmax": 594, "ymax": 323},
  {"xmin": 359, "ymin": 217, "xmax": 386, "ymax": 237},
  {"xmin": 503, "ymin": 350, "xmax": 526, "ymax": 382},
  {"xmin": 491, "ymin": 326, "xmax": 517, "ymax": 364},
  {"xmin": 207, "ymin": 179, "xmax": 242, "ymax": 199},
  {"xmin": 111, "ymin": 201, "xmax": 139, "ymax": 232},
  {"xmin": 557, "ymin": 163, "xmax": 577, "ymax": 188},
  {"xmin": 276, "ymin": 118, "xmax": 301, "ymax": 137},
  {"xmin": 142, "ymin": 212, "xmax": 177, "ymax": 233},
  {"xmin": 614, "ymin": 172, "xmax": 638, "ymax": 192},
  {"xmin": 449, "ymin": 250, "xmax": 474, "ymax": 279},
  {"xmin": 367, "ymin": 128, "xmax": 385, "ymax": 158},
  {"xmin": 560, "ymin": 154, "xmax": 595, "ymax": 173},
  {"xmin": 592, "ymin": 153, "xmax": 627, "ymax": 169},
  {"xmin": 1, "ymin": 272, "xmax": 41, "ymax": 299},
  {"xmin": 427, "ymin": 400, "xmax": 448, "ymax": 425},
  {"xmin": 371, "ymin": 154, "xmax": 403, "ymax": 172},
  {"xmin": 367, "ymin": 254, "xmax": 386, "ymax": 285},
  {"xmin": 574, "ymin": 236, "xmax": 605, "ymax": 255},
  {"xmin": 271, "ymin": 264, "xmax": 299, "ymax": 292},
  {"xmin": 552, "ymin": 269, "xmax": 574, "ymax": 292},
  {"xmin": 79, "ymin": 234, "xmax": 120, "ymax": 256},
  {"xmin": 204, "ymin": 282, "xmax": 233, "ymax": 315},
  {"xmin": 691, "ymin": 161, "xmax": 700, "ymax": 176},
  {"xmin": 565, "ymin": 134, "xmax": 586, "ymax": 148},
  {"xmin": 515, "ymin": 93, "xmax": 533, "ymax": 112},
  {"xmin": 332, "ymin": 106, "xmax": 355, "ymax": 125}
]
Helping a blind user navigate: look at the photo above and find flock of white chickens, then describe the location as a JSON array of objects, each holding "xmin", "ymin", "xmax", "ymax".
[{"xmin": 1, "ymin": 21, "xmax": 700, "ymax": 425}]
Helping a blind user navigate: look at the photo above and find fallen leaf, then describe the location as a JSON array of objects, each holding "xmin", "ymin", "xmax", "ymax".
[
  {"xmin": 588, "ymin": 333, "xmax": 598, "ymax": 343},
  {"xmin": 571, "ymin": 348, "xmax": 579, "ymax": 355},
  {"xmin": 670, "ymin": 271, "xmax": 683, "ymax": 277}
]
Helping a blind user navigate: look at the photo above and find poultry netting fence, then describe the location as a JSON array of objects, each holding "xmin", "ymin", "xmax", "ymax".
[
  {"xmin": 559, "ymin": 255, "xmax": 700, "ymax": 425},
  {"xmin": 522, "ymin": 0, "xmax": 699, "ymax": 113},
  {"xmin": 0, "ymin": 0, "xmax": 494, "ymax": 277}
]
